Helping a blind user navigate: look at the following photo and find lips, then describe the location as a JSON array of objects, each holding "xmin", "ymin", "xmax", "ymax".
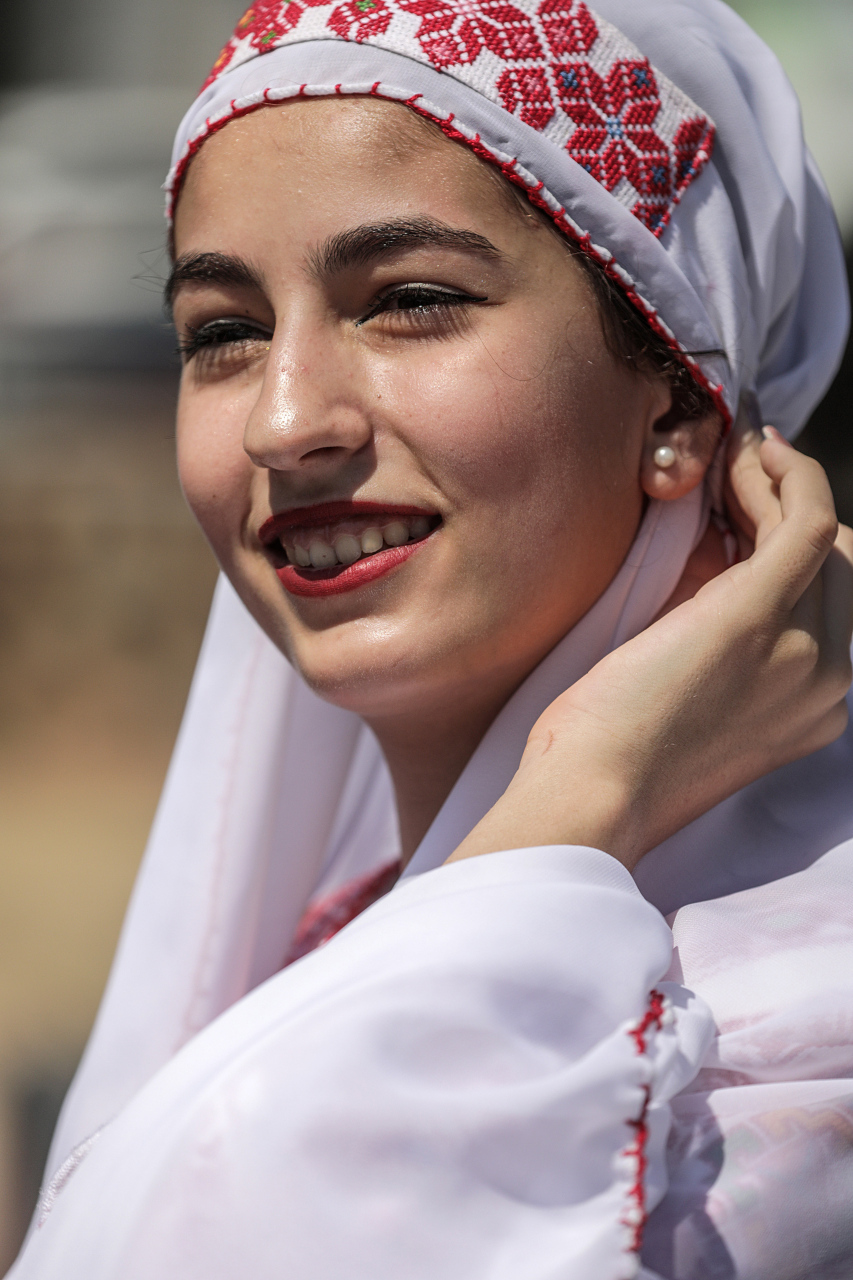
[{"xmin": 259, "ymin": 501, "xmax": 439, "ymax": 597}]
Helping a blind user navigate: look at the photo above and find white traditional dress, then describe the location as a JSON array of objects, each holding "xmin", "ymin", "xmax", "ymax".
[{"xmin": 9, "ymin": 2, "xmax": 852, "ymax": 1277}]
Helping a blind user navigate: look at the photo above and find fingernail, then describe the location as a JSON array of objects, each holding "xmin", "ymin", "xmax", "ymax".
[{"xmin": 762, "ymin": 425, "xmax": 792, "ymax": 446}]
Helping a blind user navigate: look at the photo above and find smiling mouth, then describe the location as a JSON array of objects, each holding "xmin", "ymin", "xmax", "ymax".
[{"xmin": 259, "ymin": 502, "xmax": 441, "ymax": 597}]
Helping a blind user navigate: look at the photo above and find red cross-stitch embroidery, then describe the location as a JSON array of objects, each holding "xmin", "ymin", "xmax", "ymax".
[
  {"xmin": 537, "ymin": 0, "xmax": 597, "ymax": 57},
  {"xmin": 554, "ymin": 58, "xmax": 671, "ymax": 197},
  {"xmin": 672, "ymin": 115, "xmax": 715, "ymax": 189},
  {"xmin": 398, "ymin": 0, "xmax": 543, "ymax": 68},
  {"xmin": 198, "ymin": 0, "xmax": 715, "ymax": 243},
  {"xmin": 236, "ymin": 1, "xmax": 312, "ymax": 51},
  {"xmin": 327, "ymin": 0, "xmax": 392, "ymax": 40},
  {"xmin": 497, "ymin": 66, "xmax": 554, "ymax": 129},
  {"xmin": 627, "ymin": 114, "xmax": 713, "ymax": 229}
]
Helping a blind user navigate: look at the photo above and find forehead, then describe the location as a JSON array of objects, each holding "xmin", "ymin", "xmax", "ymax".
[{"xmin": 173, "ymin": 96, "xmax": 524, "ymax": 249}]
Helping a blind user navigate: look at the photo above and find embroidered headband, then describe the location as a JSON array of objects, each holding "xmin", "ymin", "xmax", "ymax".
[
  {"xmin": 168, "ymin": 0, "xmax": 849, "ymax": 436},
  {"xmin": 202, "ymin": 0, "xmax": 714, "ymax": 240}
]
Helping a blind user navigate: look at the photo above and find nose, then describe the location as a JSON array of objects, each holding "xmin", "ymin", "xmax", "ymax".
[{"xmin": 243, "ymin": 320, "xmax": 373, "ymax": 476}]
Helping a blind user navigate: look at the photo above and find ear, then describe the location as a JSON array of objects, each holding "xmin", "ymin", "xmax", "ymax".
[{"xmin": 639, "ymin": 395, "xmax": 723, "ymax": 502}]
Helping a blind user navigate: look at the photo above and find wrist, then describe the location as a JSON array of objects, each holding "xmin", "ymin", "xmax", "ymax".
[{"xmin": 446, "ymin": 762, "xmax": 642, "ymax": 870}]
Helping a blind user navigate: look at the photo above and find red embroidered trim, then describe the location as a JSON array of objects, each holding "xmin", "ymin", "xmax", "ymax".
[
  {"xmin": 167, "ymin": 85, "xmax": 729, "ymax": 427},
  {"xmin": 283, "ymin": 858, "xmax": 402, "ymax": 965},
  {"xmin": 200, "ymin": 0, "xmax": 715, "ymax": 243},
  {"xmin": 397, "ymin": 0, "xmax": 545, "ymax": 68},
  {"xmin": 620, "ymin": 987, "xmax": 666, "ymax": 1255}
]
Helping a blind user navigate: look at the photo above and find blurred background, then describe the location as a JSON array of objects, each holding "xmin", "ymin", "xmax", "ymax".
[{"xmin": 0, "ymin": 0, "xmax": 851, "ymax": 1268}]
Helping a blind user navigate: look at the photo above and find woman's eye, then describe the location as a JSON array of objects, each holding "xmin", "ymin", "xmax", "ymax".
[
  {"xmin": 358, "ymin": 285, "xmax": 487, "ymax": 328},
  {"xmin": 177, "ymin": 318, "xmax": 271, "ymax": 362}
]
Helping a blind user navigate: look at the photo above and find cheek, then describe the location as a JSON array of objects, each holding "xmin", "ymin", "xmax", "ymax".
[
  {"xmin": 378, "ymin": 323, "xmax": 635, "ymax": 535},
  {"xmin": 176, "ymin": 383, "xmax": 256, "ymax": 558}
]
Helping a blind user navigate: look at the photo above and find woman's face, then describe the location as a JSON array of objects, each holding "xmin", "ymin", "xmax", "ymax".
[{"xmin": 172, "ymin": 97, "xmax": 674, "ymax": 726}]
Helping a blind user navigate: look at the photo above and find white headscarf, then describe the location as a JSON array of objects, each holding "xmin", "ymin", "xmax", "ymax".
[
  {"xmin": 16, "ymin": 4, "xmax": 853, "ymax": 1278},
  {"xmin": 165, "ymin": 0, "xmax": 848, "ymax": 436}
]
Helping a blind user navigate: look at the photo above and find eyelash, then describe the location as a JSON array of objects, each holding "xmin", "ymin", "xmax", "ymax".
[
  {"xmin": 177, "ymin": 318, "xmax": 270, "ymax": 361},
  {"xmin": 356, "ymin": 283, "xmax": 487, "ymax": 326},
  {"xmin": 177, "ymin": 286, "xmax": 488, "ymax": 363}
]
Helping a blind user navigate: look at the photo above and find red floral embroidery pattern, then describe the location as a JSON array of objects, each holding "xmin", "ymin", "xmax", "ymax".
[
  {"xmin": 537, "ymin": 0, "xmax": 596, "ymax": 57},
  {"xmin": 236, "ymin": 1, "xmax": 307, "ymax": 51},
  {"xmin": 201, "ymin": 1, "xmax": 306, "ymax": 88},
  {"xmin": 673, "ymin": 115, "xmax": 715, "ymax": 189},
  {"xmin": 398, "ymin": 0, "xmax": 542, "ymax": 68},
  {"xmin": 498, "ymin": 67, "xmax": 554, "ymax": 129},
  {"xmin": 554, "ymin": 58, "xmax": 668, "ymax": 193},
  {"xmin": 327, "ymin": 0, "xmax": 392, "ymax": 40},
  {"xmin": 199, "ymin": 0, "xmax": 715, "ymax": 240}
]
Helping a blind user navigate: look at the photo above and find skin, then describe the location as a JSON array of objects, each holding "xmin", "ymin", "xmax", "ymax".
[
  {"xmin": 171, "ymin": 96, "xmax": 722, "ymax": 862},
  {"xmin": 452, "ymin": 427, "xmax": 853, "ymax": 868}
]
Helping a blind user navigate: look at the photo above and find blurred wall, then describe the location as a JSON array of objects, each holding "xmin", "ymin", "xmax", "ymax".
[
  {"xmin": 0, "ymin": 0, "xmax": 851, "ymax": 1271},
  {"xmin": 0, "ymin": 0, "xmax": 247, "ymax": 369},
  {"xmin": 0, "ymin": 1, "xmax": 243, "ymax": 1269},
  {"xmin": 0, "ymin": 0, "xmax": 251, "ymax": 87},
  {"xmin": 733, "ymin": 0, "xmax": 853, "ymax": 238}
]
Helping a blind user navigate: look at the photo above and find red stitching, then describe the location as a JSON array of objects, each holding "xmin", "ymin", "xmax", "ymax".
[
  {"xmin": 283, "ymin": 859, "xmax": 402, "ymax": 965},
  {"xmin": 396, "ymin": 0, "xmax": 544, "ymax": 69},
  {"xmin": 200, "ymin": 0, "xmax": 716, "ymax": 250},
  {"xmin": 391, "ymin": 94, "xmax": 729, "ymax": 424},
  {"xmin": 167, "ymin": 88, "xmax": 729, "ymax": 427},
  {"xmin": 538, "ymin": 0, "xmax": 597, "ymax": 57},
  {"xmin": 629, "ymin": 986, "xmax": 666, "ymax": 1055},
  {"xmin": 620, "ymin": 988, "xmax": 666, "ymax": 1255}
]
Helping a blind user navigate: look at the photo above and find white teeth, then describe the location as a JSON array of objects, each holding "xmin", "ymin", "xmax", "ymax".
[
  {"xmin": 334, "ymin": 533, "xmax": 362, "ymax": 566},
  {"xmin": 383, "ymin": 521, "xmax": 409, "ymax": 547},
  {"xmin": 360, "ymin": 528, "xmax": 384, "ymax": 555},
  {"xmin": 283, "ymin": 515, "xmax": 434, "ymax": 570},
  {"xmin": 309, "ymin": 539, "xmax": 337, "ymax": 569}
]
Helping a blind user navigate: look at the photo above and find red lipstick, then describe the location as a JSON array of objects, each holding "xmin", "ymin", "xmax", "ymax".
[
  {"xmin": 277, "ymin": 541, "xmax": 427, "ymax": 596},
  {"xmin": 259, "ymin": 501, "xmax": 434, "ymax": 543},
  {"xmin": 259, "ymin": 500, "xmax": 438, "ymax": 598}
]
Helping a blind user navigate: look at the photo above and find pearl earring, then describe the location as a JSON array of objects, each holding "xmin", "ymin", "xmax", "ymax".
[{"xmin": 653, "ymin": 445, "xmax": 676, "ymax": 469}]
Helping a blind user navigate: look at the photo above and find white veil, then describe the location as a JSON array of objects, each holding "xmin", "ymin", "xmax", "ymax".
[{"xmin": 39, "ymin": 0, "xmax": 850, "ymax": 1235}]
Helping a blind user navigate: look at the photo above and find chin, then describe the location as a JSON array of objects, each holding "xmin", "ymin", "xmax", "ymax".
[{"xmin": 287, "ymin": 631, "xmax": 455, "ymax": 719}]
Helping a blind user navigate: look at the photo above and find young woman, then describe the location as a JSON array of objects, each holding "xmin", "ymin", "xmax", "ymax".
[{"xmin": 10, "ymin": 1, "xmax": 853, "ymax": 1277}]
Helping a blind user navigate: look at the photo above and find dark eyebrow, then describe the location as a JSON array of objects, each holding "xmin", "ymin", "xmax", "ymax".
[
  {"xmin": 312, "ymin": 217, "xmax": 503, "ymax": 276},
  {"xmin": 164, "ymin": 251, "xmax": 263, "ymax": 309}
]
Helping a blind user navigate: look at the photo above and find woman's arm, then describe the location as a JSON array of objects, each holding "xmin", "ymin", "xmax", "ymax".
[
  {"xmin": 449, "ymin": 428, "xmax": 853, "ymax": 870},
  {"xmin": 13, "ymin": 848, "xmax": 712, "ymax": 1280}
]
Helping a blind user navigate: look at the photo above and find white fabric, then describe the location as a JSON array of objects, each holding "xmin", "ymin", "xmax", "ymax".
[
  {"xmin": 9, "ymin": 3, "xmax": 853, "ymax": 1277},
  {"xmin": 14, "ymin": 848, "xmax": 714, "ymax": 1280},
  {"xmin": 167, "ymin": 0, "xmax": 850, "ymax": 437},
  {"xmin": 44, "ymin": 489, "xmax": 703, "ymax": 1164}
]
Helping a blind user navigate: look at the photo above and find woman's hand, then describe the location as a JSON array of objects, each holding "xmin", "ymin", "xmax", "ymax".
[{"xmin": 448, "ymin": 428, "xmax": 853, "ymax": 871}]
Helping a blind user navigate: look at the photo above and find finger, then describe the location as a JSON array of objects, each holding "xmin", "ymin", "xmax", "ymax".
[
  {"xmin": 782, "ymin": 520, "xmax": 852, "ymax": 725},
  {"xmin": 821, "ymin": 523, "xmax": 853, "ymax": 669},
  {"xmin": 725, "ymin": 424, "xmax": 781, "ymax": 545},
  {"xmin": 797, "ymin": 698, "xmax": 850, "ymax": 759},
  {"xmin": 745, "ymin": 430, "xmax": 839, "ymax": 608}
]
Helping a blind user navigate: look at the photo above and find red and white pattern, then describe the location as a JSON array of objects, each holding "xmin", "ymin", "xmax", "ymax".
[{"xmin": 202, "ymin": 0, "xmax": 713, "ymax": 236}]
